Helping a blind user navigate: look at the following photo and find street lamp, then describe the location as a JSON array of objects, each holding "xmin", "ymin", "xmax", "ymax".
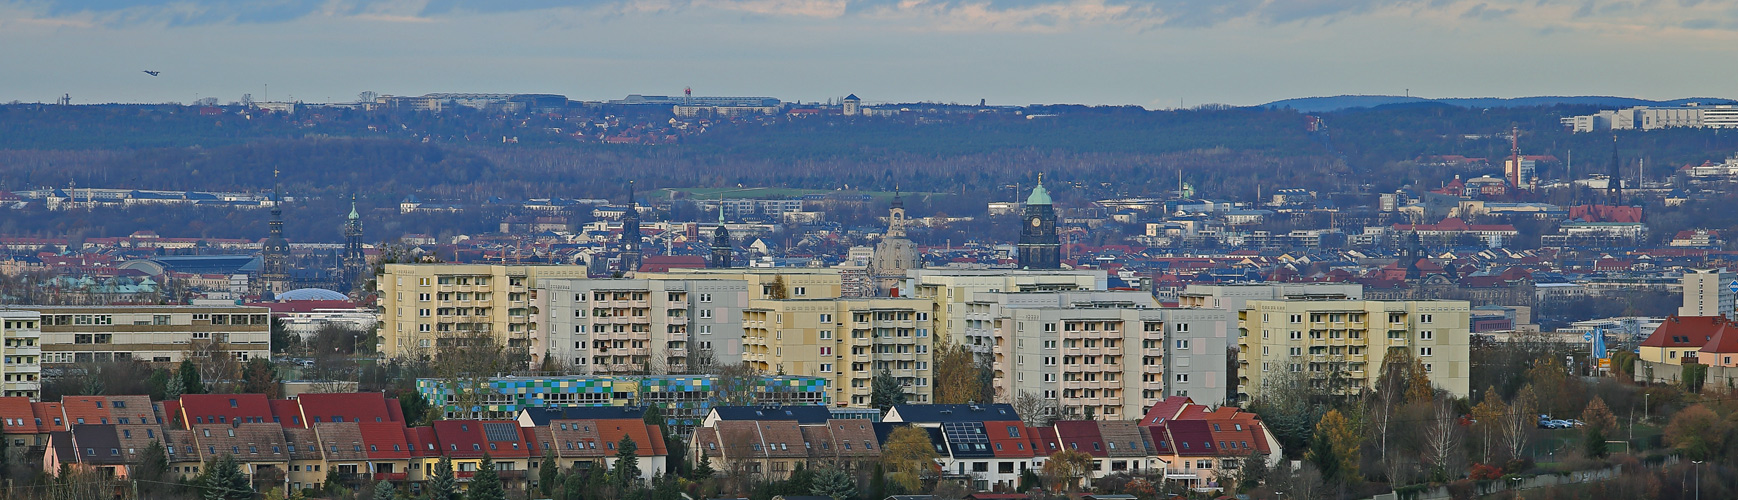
[{"xmin": 1692, "ymin": 460, "xmax": 1702, "ymax": 500}]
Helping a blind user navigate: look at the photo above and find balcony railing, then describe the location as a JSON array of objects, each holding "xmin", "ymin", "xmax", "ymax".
[{"xmin": 373, "ymin": 472, "xmax": 407, "ymax": 481}]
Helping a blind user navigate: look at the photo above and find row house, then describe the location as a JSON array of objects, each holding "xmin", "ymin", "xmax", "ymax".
[
  {"xmin": 691, "ymin": 402, "xmax": 1282, "ymax": 494},
  {"xmin": 39, "ymin": 392, "xmax": 668, "ymax": 495}
]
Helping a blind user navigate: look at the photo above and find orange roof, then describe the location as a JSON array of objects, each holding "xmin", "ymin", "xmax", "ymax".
[
  {"xmin": 0, "ymin": 397, "xmax": 34, "ymax": 433},
  {"xmin": 1700, "ymin": 322, "xmax": 1738, "ymax": 354}
]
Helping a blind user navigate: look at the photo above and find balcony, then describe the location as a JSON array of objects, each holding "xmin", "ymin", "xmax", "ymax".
[{"xmin": 373, "ymin": 473, "xmax": 408, "ymax": 481}]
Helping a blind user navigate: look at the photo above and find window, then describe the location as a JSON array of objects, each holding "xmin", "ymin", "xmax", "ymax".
[
  {"xmin": 1290, "ymin": 314, "xmax": 1303, "ymax": 323},
  {"xmin": 820, "ymin": 363, "xmax": 833, "ymax": 372},
  {"xmin": 1174, "ymin": 339, "xmax": 1190, "ymax": 350},
  {"xmin": 1289, "ymin": 331, "xmax": 1302, "ymax": 340},
  {"xmin": 819, "ymin": 314, "xmax": 832, "ymax": 323},
  {"xmin": 1419, "ymin": 347, "xmax": 1433, "ymax": 357},
  {"xmin": 1419, "ymin": 330, "xmax": 1434, "ymax": 341},
  {"xmin": 793, "ymin": 287, "xmax": 807, "ymax": 296},
  {"xmin": 1175, "ymin": 373, "xmax": 1190, "ymax": 383},
  {"xmin": 699, "ymin": 293, "xmax": 712, "ymax": 303},
  {"xmin": 699, "ymin": 309, "xmax": 712, "ymax": 319},
  {"xmin": 1419, "ymin": 314, "xmax": 1433, "ymax": 324}
]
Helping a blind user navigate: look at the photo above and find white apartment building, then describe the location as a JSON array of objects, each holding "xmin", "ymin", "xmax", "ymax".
[
  {"xmin": 536, "ymin": 278, "xmax": 750, "ymax": 374},
  {"xmin": 956, "ymin": 291, "xmax": 1231, "ymax": 416},
  {"xmin": 27, "ymin": 305, "xmax": 271, "ymax": 366},
  {"xmin": 1679, "ymin": 269, "xmax": 1736, "ymax": 320},
  {"xmin": 1, "ymin": 310, "xmax": 42, "ymax": 400},
  {"xmin": 903, "ymin": 269, "xmax": 1108, "ymax": 343},
  {"xmin": 378, "ymin": 264, "xmax": 589, "ymax": 359}
]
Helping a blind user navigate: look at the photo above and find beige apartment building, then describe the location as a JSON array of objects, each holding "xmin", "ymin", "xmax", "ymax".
[
  {"xmin": 1237, "ymin": 300, "xmax": 1470, "ymax": 402},
  {"xmin": 903, "ymin": 269, "xmax": 1106, "ymax": 344},
  {"xmin": 742, "ymin": 298, "xmax": 936, "ymax": 406},
  {"xmin": 378, "ymin": 264, "xmax": 589, "ymax": 359},
  {"xmin": 27, "ymin": 305, "xmax": 270, "ymax": 367},
  {"xmin": 2, "ymin": 310, "xmax": 43, "ymax": 400}
]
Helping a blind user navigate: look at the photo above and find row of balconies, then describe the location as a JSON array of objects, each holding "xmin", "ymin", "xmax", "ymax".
[
  {"xmin": 1064, "ymin": 396, "xmax": 1124, "ymax": 407},
  {"xmin": 1062, "ymin": 347, "xmax": 1123, "ymax": 357}
]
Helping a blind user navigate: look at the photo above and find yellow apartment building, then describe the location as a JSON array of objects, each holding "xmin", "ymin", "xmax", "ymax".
[
  {"xmin": 742, "ymin": 298, "xmax": 936, "ymax": 406},
  {"xmin": 379, "ymin": 264, "xmax": 589, "ymax": 359},
  {"xmin": 1237, "ymin": 300, "xmax": 1470, "ymax": 401}
]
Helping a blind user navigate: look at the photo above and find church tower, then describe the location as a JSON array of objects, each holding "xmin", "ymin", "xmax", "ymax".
[
  {"xmin": 1017, "ymin": 175, "xmax": 1061, "ymax": 269},
  {"xmin": 620, "ymin": 180, "xmax": 642, "ymax": 274},
  {"xmin": 710, "ymin": 198, "xmax": 732, "ymax": 268},
  {"xmin": 342, "ymin": 197, "xmax": 366, "ymax": 291},
  {"xmin": 870, "ymin": 189, "xmax": 919, "ymax": 293},
  {"xmin": 259, "ymin": 170, "xmax": 291, "ymax": 297}
]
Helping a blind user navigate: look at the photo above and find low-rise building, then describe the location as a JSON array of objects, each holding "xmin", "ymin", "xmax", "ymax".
[{"xmin": 26, "ymin": 305, "xmax": 270, "ymax": 367}]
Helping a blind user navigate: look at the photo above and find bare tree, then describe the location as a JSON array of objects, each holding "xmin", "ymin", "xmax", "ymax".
[
  {"xmin": 432, "ymin": 333, "xmax": 519, "ymax": 418},
  {"xmin": 1502, "ymin": 384, "xmax": 1538, "ymax": 460},
  {"xmin": 1421, "ymin": 396, "xmax": 1462, "ymax": 482},
  {"xmin": 185, "ymin": 339, "xmax": 243, "ymax": 393},
  {"xmin": 1011, "ymin": 390, "xmax": 1058, "ymax": 427}
]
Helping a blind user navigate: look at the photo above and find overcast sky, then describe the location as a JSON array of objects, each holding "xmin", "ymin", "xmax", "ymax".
[{"xmin": 3, "ymin": 0, "xmax": 1735, "ymax": 107}]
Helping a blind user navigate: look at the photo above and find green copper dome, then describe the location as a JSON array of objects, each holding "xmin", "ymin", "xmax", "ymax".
[{"xmin": 1026, "ymin": 178, "xmax": 1053, "ymax": 206}]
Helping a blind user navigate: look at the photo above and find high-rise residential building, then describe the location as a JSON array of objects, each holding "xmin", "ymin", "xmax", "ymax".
[
  {"xmin": 1679, "ymin": 269, "xmax": 1736, "ymax": 319},
  {"xmin": 1236, "ymin": 300, "xmax": 1471, "ymax": 402},
  {"xmin": 378, "ymin": 264, "xmax": 590, "ymax": 359},
  {"xmin": 536, "ymin": 278, "xmax": 750, "ymax": 374},
  {"xmin": 955, "ymin": 291, "xmax": 1231, "ymax": 416},
  {"xmin": 1017, "ymin": 177, "xmax": 1061, "ymax": 270},
  {"xmin": 742, "ymin": 298, "xmax": 937, "ymax": 406},
  {"xmin": 27, "ymin": 305, "xmax": 271, "ymax": 367},
  {"xmin": 903, "ymin": 269, "xmax": 1108, "ymax": 343},
  {"xmin": 1, "ymin": 311, "xmax": 42, "ymax": 400}
]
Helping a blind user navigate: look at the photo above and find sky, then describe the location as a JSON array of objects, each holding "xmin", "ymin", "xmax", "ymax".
[{"xmin": 2, "ymin": 0, "xmax": 1736, "ymax": 107}]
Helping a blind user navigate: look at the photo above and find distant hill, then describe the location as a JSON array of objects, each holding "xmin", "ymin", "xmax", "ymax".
[{"xmin": 1262, "ymin": 95, "xmax": 1737, "ymax": 113}]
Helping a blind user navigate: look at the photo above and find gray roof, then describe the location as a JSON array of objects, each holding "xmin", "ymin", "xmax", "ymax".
[
  {"xmin": 518, "ymin": 406, "xmax": 647, "ymax": 426},
  {"xmin": 708, "ymin": 405, "xmax": 832, "ymax": 424}
]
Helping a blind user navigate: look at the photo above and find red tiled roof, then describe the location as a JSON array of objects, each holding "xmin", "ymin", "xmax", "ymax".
[
  {"xmin": 983, "ymin": 420, "xmax": 1036, "ymax": 458},
  {"xmin": 1699, "ymin": 322, "xmax": 1738, "ymax": 354},
  {"xmin": 0, "ymin": 397, "xmax": 34, "ymax": 433},
  {"xmin": 176, "ymin": 394, "xmax": 276, "ymax": 428},
  {"xmin": 270, "ymin": 400, "xmax": 305, "ymax": 427},
  {"xmin": 1641, "ymin": 316, "xmax": 1725, "ymax": 348},
  {"xmin": 298, "ymin": 393, "xmax": 398, "ymax": 425},
  {"xmin": 32, "ymin": 402, "xmax": 65, "ymax": 433},
  {"xmin": 359, "ymin": 421, "xmax": 413, "ymax": 459},
  {"xmin": 1138, "ymin": 396, "xmax": 1194, "ymax": 426}
]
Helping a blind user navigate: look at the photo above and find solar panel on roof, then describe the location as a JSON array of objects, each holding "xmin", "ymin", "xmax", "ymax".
[{"xmin": 483, "ymin": 423, "xmax": 519, "ymax": 442}]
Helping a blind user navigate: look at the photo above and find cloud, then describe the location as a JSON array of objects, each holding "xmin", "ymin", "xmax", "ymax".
[{"xmin": 7, "ymin": 0, "xmax": 1738, "ymax": 35}]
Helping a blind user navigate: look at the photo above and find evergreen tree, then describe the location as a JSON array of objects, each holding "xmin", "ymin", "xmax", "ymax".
[
  {"xmin": 323, "ymin": 467, "xmax": 345, "ymax": 495},
  {"xmin": 166, "ymin": 370, "xmax": 186, "ymax": 400},
  {"xmin": 563, "ymin": 471, "xmax": 586, "ymax": 500},
  {"xmin": 613, "ymin": 436, "xmax": 641, "ymax": 488},
  {"xmin": 135, "ymin": 440, "xmax": 172, "ymax": 495},
  {"xmin": 870, "ymin": 368, "xmax": 906, "ymax": 411},
  {"xmin": 203, "ymin": 455, "xmax": 252, "ymax": 500},
  {"xmin": 690, "ymin": 451, "xmax": 715, "ymax": 479},
  {"xmin": 178, "ymin": 359, "xmax": 205, "ymax": 395},
  {"xmin": 468, "ymin": 453, "xmax": 507, "ymax": 500},
  {"xmin": 539, "ymin": 452, "xmax": 559, "ymax": 496},
  {"xmin": 372, "ymin": 481, "xmax": 395, "ymax": 500},
  {"xmin": 810, "ymin": 467, "xmax": 857, "ymax": 500},
  {"xmin": 427, "ymin": 456, "xmax": 459, "ymax": 500}
]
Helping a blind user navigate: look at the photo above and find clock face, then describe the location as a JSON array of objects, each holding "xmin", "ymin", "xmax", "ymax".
[{"xmin": 1030, "ymin": 217, "xmax": 1042, "ymax": 227}]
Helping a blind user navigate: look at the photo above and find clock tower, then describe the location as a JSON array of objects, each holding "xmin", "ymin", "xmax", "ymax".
[{"xmin": 1017, "ymin": 175, "xmax": 1061, "ymax": 269}]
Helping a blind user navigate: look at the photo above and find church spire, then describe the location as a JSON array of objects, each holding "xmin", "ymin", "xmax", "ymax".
[
  {"xmin": 259, "ymin": 169, "xmax": 291, "ymax": 297},
  {"xmin": 619, "ymin": 180, "xmax": 642, "ymax": 274}
]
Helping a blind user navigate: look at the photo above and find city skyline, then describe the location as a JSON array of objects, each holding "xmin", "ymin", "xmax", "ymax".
[{"xmin": 3, "ymin": 0, "xmax": 1737, "ymax": 107}]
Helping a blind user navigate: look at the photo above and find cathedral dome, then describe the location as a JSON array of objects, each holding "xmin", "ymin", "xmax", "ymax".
[{"xmin": 275, "ymin": 288, "xmax": 348, "ymax": 301}]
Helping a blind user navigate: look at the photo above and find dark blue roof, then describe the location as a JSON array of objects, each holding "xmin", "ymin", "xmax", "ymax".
[
  {"xmin": 518, "ymin": 406, "xmax": 647, "ymax": 425},
  {"xmin": 886, "ymin": 404, "xmax": 1019, "ymax": 424},
  {"xmin": 709, "ymin": 405, "xmax": 831, "ymax": 424},
  {"xmin": 873, "ymin": 422, "xmax": 948, "ymax": 456}
]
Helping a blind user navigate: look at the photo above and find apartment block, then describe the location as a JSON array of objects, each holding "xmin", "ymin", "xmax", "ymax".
[
  {"xmin": 903, "ymin": 269, "xmax": 1108, "ymax": 343},
  {"xmin": 1, "ymin": 311, "xmax": 43, "ymax": 400},
  {"xmin": 743, "ymin": 298, "xmax": 937, "ymax": 406},
  {"xmin": 26, "ymin": 306, "xmax": 270, "ymax": 367},
  {"xmin": 378, "ymin": 264, "xmax": 589, "ymax": 359},
  {"xmin": 1237, "ymin": 300, "xmax": 1470, "ymax": 402},
  {"xmin": 536, "ymin": 278, "xmax": 750, "ymax": 374},
  {"xmin": 957, "ymin": 291, "xmax": 1231, "ymax": 417},
  {"xmin": 1679, "ymin": 269, "xmax": 1735, "ymax": 319}
]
